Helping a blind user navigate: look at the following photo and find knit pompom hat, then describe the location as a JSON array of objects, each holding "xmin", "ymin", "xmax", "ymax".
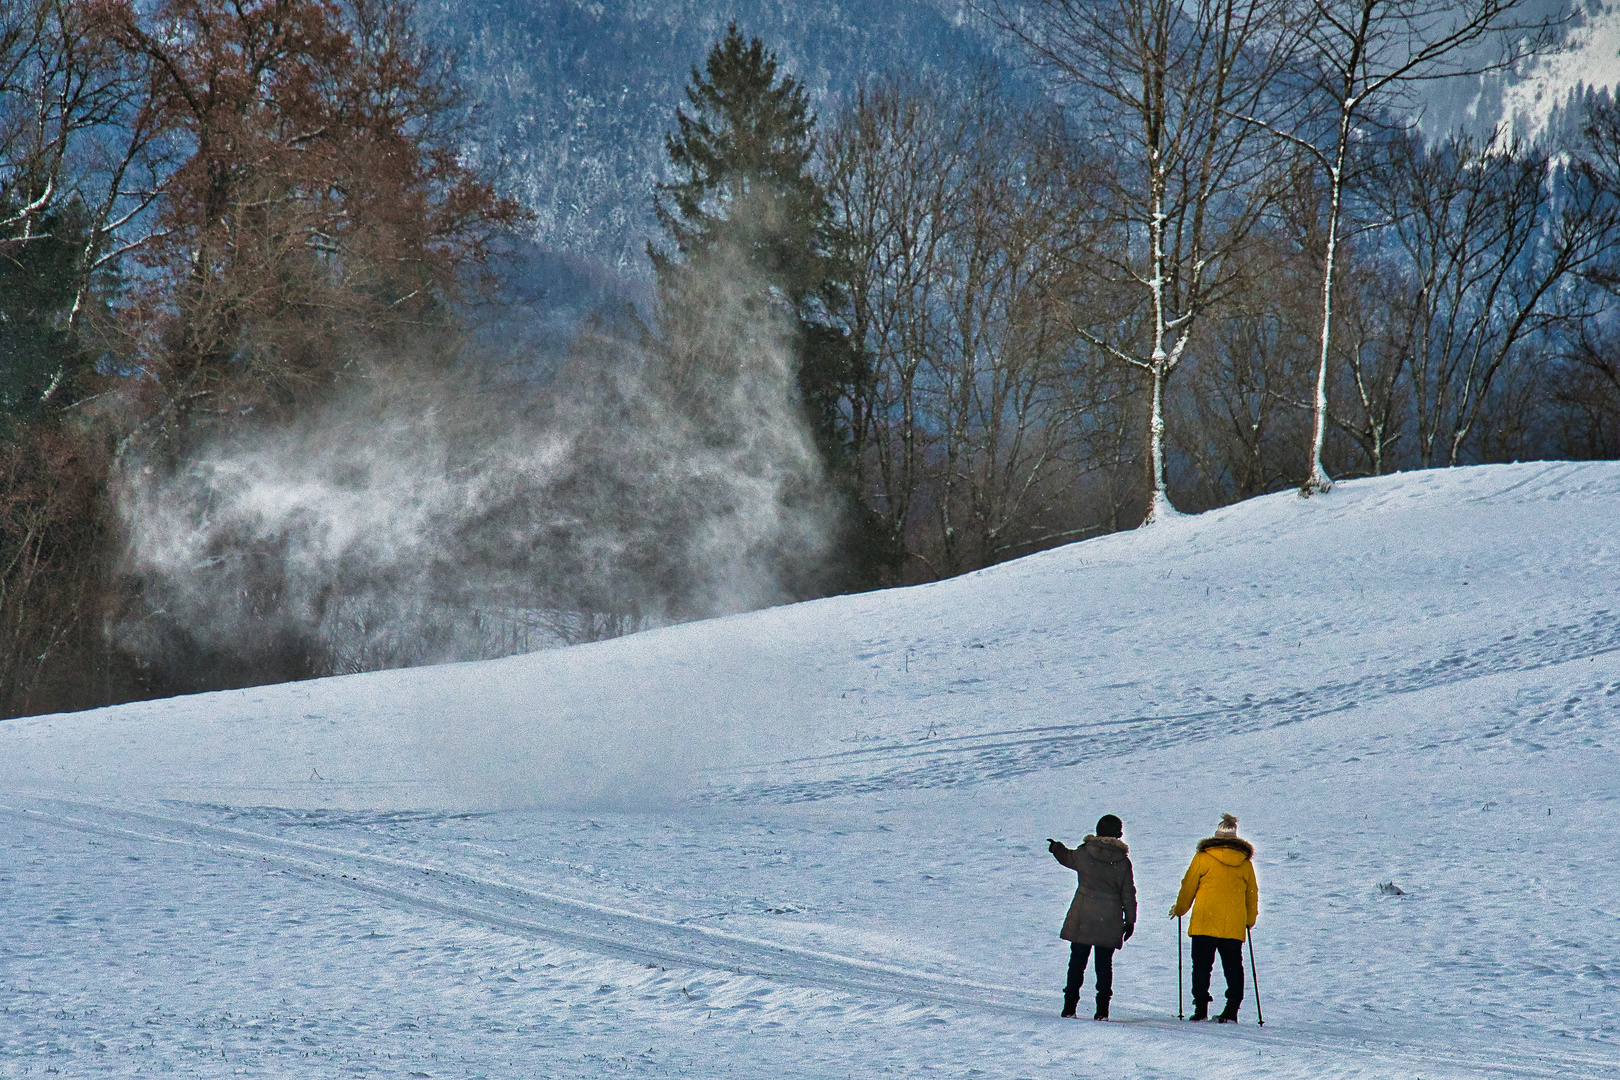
[{"xmin": 1214, "ymin": 813, "xmax": 1239, "ymax": 838}]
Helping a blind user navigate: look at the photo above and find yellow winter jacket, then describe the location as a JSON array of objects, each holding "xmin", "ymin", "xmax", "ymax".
[{"xmin": 1170, "ymin": 838, "xmax": 1258, "ymax": 941}]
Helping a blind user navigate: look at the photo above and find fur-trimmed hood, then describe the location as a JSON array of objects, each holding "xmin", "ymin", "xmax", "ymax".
[
  {"xmin": 1172, "ymin": 837, "xmax": 1259, "ymax": 938},
  {"xmin": 1196, "ymin": 836, "xmax": 1254, "ymax": 863},
  {"xmin": 1082, "ymin": 834, "xmax": 1130, "ymax": 863}
]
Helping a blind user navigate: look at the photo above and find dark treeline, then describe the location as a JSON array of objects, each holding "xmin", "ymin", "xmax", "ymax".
[
  {"xmin": 3, "ymin": 0, "xmax": 1619, "ymax": 717},
  {"xmin": 0, "ymin": 0, "xmax": 523, "ymax": 712}
]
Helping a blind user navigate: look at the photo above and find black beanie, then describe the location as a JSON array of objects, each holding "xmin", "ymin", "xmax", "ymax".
[{"xmin": 1095, "ymin": 814, "xmax": 1123, "ymax": 838}]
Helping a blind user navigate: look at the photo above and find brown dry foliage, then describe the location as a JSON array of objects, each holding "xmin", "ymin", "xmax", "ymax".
[
  {"xmin": 0, "ymin": 0, "xmax": 530, "ymax": 714},
  {"xmin": 101, "ymin": 0, "xmax": 528, "ymax": 445}
]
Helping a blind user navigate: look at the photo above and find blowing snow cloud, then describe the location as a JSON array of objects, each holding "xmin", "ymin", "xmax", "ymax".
[{"xmin": 114, "ymin": 263, "xmax": 837, "ymax": 689}]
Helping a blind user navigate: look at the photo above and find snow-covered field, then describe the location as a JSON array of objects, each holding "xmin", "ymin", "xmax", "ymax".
[{"xmin": 4, "ymin": 460, "xmax": 1619, "ymax": 1078}]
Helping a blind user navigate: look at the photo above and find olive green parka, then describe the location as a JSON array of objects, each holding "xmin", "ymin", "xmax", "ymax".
[{"xmin": 1052, "ymin": 835, "xmax": 1138, "ymax": 949}]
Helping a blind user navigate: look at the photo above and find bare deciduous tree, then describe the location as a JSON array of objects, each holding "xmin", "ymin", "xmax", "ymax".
[
  {"xmin": 0, "ymin": 424, "xmax": 112, "ymax": 717},
  {"xmin": 1328, "ymin": 252, "xmax": 1412, "ymax": 475},
  {"xmin": 1237, "ymin": 0, "xmax": 1559, "ymax": 493},
  {"xmin": 990, "ymin": 0, "xmax": 1299, "ymax": 523},
  {"xmin": 824, "ymin": 74, "xmax": 1116, "ymax": 578},
  {"xmin": 0, "ymin": 0, "xmax": 170, "ymax": 364},
  {"xmin": 102, "ymin": 0, "xmax": 524, "ymax": 450},
  {"xmin": 1177, "ymin": 230, "xmax": 1317, "ymax": 504},
  {"xmin": 1370, "ymin": 129, "xmax": 1618, "ymax": 466}
]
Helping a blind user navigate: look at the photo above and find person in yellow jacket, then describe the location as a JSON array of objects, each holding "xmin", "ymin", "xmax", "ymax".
[{"xmin": 1167, "ymin": 813, "xmax": 1258, "ymax": 1022}]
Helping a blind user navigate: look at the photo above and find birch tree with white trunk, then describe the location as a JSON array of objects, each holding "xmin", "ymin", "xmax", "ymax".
[
  {"xmin": 991, "ymin": 0, "xmax": 1299, "ymax": 523},
  {"xmin": 1237, "ymin": 0, "xmax": 1557, "ymax": 495}
]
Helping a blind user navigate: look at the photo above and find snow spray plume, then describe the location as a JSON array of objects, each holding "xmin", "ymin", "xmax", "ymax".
[{"xmin": 113, "ymin": 259, "xmax": 836, "ymax": 690}]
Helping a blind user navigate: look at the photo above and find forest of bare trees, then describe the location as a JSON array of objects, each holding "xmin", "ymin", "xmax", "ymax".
[
  {"xmin": 3, "ymin": 0, "xmax": 1619, "ymax": 716},
  {"xmin": 822, "ymin": 0, "xmax": 1620, "ymax": 581}
]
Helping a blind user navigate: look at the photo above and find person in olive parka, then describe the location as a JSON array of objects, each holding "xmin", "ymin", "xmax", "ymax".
[{"xmin": 1047, "ymin": 814, "xmax": 1138, "ymax": 1020}]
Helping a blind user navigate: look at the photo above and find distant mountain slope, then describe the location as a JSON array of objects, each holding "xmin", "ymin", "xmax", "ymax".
[
  {"xmin": 418, "ymin": 0, "xmax": 1001, "ymax": 279},
  {"xmin": 423, "ymin": 1, "xmax": 1618, "ymax": 367}
]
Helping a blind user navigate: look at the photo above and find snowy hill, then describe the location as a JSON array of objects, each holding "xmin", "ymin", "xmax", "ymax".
[{"xmin": 4, "ymin": 461, "xmax": 1619, "ymax": 1077}]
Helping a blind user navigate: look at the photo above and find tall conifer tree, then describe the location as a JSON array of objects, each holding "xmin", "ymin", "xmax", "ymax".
[
  {"xmin": 652, "ymin": 24, "xmax": 895, "ymax": 591},
  {"xmin": 0, "ymin": 192, "xmax": 92, "ymax": 431}
]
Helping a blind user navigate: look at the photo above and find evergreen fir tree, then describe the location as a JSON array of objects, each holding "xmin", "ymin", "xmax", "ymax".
[
  {"xmin": 651, "ymin": 24, "xmax": 897, "ymax": 592},
  {"xmin": 0, "ymin": 191, "xmax": 93, "ymax": 433}
]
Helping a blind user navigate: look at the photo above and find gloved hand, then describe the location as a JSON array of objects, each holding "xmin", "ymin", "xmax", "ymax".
[
  {"xmin": 1167, "ymin": 907, "xmax": 1179, "ymax": 918},
  {"xmin": 1122, "ymin": 923, "xmax": 1134, "ymax": 943},
  {"xmin": 1047, "ymin": 838, "xmax": 1062, "ymax": 855}
]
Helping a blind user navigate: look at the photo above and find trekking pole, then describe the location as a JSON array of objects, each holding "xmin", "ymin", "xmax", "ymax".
[
  {"xmin": 1247, "ymin": 931, "xmax": 1264, "ymax": 1026},
  {"xmin": 1177, "ymin": 915, "xmax": 1184, "ymax": 1019}
]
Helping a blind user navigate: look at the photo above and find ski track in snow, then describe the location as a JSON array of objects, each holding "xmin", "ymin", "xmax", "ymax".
[
  {"xmin": 5, "ymin": 462, "xmax": 1620, "ymax": 1078},
  {"xmin": 0, "ymin": 795, "xmax": 1052, "ymax": 1013},
  {"xmin": 4, "ymin": 793, "xmax": 1614, "ymax": 1080},
  {"xmin": 709, "ymin": 614, "xmax": 1620, "ymax": 802}
]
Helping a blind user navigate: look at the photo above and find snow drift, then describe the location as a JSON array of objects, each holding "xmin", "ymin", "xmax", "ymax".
[{"xmin": 5, "ymin": 459, "xmax": 1617, "ymax": 810}]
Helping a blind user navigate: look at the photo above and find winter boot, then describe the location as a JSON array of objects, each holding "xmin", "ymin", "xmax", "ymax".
[
  {"xmin": 1093, "ymin": 994, "xmax": 1110, "ymax": 1021},
  {"xmin": 1215, "ymin": 1003, "xmax": 1241, "ymax": 1024},
  {"xmin": 1188, "ymin": 997, "xmax": 1210, "ymax": 1022},
  {"xmin": 1061, "ymin": 990, "xmax": 1079, "ymax": 1018}
]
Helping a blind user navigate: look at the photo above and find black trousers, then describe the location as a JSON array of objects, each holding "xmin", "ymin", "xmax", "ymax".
[
  {"xmin": 1190, "ymin": 934, "xmax": 1244, "ymax": 1007},
  {"xmin": 1064, "ymin": 942, "xmax": 1115, "ymax": 1000}
]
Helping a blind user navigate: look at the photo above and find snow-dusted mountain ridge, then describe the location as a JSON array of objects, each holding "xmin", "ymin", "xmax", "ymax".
[
  {"xmin": 420, "ymin": 0, "xmax": 1002, "ymax": 278},
  {"xmin": 427, "ymin": 0, "xmax": 1617, "ymax": 293},
  {"xmin": 3, "ymin": 460, "xmax": 1617, "ymax": 1078}
]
